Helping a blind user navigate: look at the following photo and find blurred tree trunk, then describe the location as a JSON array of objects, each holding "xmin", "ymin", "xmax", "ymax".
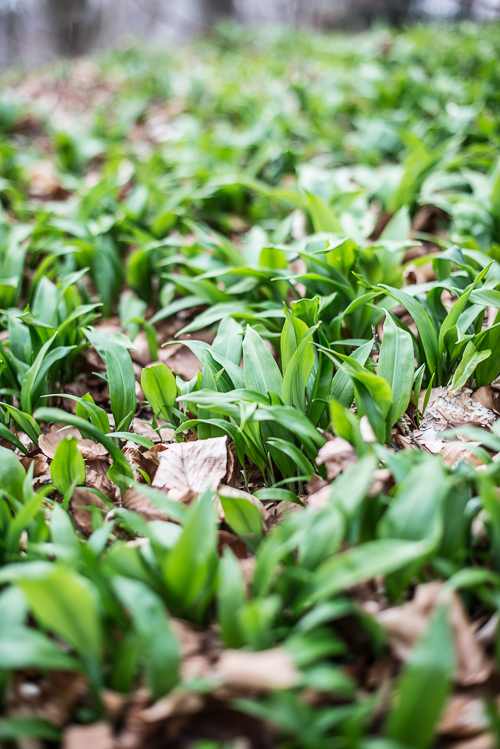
[
  {"xmin": 456, "ymin": 0, "xmax": 475, "ymax": 19},
  {"xmin": 357, "ymin": 0, "xmax": 415, "ymax": 26},
  {"xmin": 45, "ymin": 0, "xmax": 102, "ymax": 56},
  {"xmin": 202, "ymin": 0, "xmax": 234, "ymax": 24}
]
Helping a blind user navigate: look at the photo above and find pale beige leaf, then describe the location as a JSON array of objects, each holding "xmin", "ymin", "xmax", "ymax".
[
  {"xmin": 316, "ymin": 437, "xmax": 356, "ymax": 480},
  {"xmin": 375, "ymin": 582, "xmax": 492, "ymax": 686},
  {"xmin": 63, "ymin": 722, "xmax": 114, "ymax": 749},
  {"xmin": 152, "ymin": 436, "xmax": 227, "ymax": 499},
  {"xmin": 217, "ymin": 648, "xmax": 299, "ymax": 691}
]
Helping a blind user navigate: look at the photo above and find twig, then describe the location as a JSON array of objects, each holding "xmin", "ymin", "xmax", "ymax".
[{"xmin": 398, "ymin": 417, "xmax": 424, "ymax": 451}]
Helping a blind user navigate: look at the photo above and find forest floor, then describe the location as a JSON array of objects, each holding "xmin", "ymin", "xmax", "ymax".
[{"xmin": 0, "ymin": 21, "xmax": 500, "ymax": 749}]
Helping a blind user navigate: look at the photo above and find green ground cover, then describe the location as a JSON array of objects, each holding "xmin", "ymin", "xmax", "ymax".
[{"xmin": 0, "ymin": 20, "xmax": 500, "ymax": 747}]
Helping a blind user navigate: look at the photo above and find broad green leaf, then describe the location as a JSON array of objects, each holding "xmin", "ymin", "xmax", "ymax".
[
  {"xmin": 84, "ymin": 328, "xmax": 137, "ymax": 433},
  {"xmin": 50, "ymin": 436, "xmax": 86, "ymax": 495},
  {"xmin": 0, "ymin": 445, "xmax": 26, "ymax": 501},
  {"xmin": 309, "ymin": 539, "xmax": 433, "ymax": 604},
  {"xmin": 378, "ymin": 456, "xmax": 448, "ymax": 545},
  {"xmin": 141, "ymin": 363, "xmax": 177, "ymax": 422},
  {"xmin": 387, "ymin": 605, "xmax": 455, "ymax": 749},
  {"xmin": 378, "ymin": 313, "xmax": 414, "ymax": 427},
  {"xmin": 0, "ymin": 562, "xmax": 102, "ymax": 665},
  {"xmin": 218, "ymin": 547, "xmax": 246, "ymax": 648},
  {"xmin": 379, "ymin": 285, "xmax": 438, "ymax": 375},
  {"xmin": 243, "ymin": 325, "xmax": 283, "ymax": 398},
  {"xmin": 450, "ymin": 340, "xmax": 491, "ymax": 392}
]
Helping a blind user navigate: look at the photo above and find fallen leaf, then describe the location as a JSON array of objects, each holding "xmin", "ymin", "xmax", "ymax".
[
  {"xmin": 316, "ymin": 437, "xmax": 356, "ymax": 481},
  {"xmin": 122, "ymin": 486, "xmax": 169, "ymax": 522},
  {"xmin": 472, "ymin": 386, "xmax": 500, "ymax": 416},
  {"xmin": 217, "ymin": 648, "xmax": 299, "ymax": 691},
  {"xmin": 417, "ymin": 387, "xmax": 497, "ymax": 441},
  {"xmin": 152, "ymin": 436, "xmax": 227, "ymax": 500},
  {"xmin": 375, "ymin": 582, "xmax": 492, "ymax": 687},
  {"xmin": 63, "ymin": 722, "xmax": 115, "ymax": 749},
  {"xmin": 39, "ymin": 424, "xmax": 82, "ymax": 459},
  {"xmin": 439, "ymin": 692, "xmax": 489, "ymax": 737},
  {"xmin": 85, "ymin": 460, "xmax": 118, "ymax": 501},
  {"xmin": 70, "ymin": 487, "xmax": 109, "ymax": 536}
]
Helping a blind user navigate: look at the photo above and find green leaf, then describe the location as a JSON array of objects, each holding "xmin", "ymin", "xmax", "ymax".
[
  {"xmin": 220, "ymin": 494, "xmax": 264, "ymax": 549},
  {"xmin": 281, "ymin": 323, "xmax": 318, "ymax": 411},
  {"xmin": 378, "ymin": 456, "xmax": 448, "ymax": 546},
  {"xmin": 163, "ymin": 491, "xmax": 218, "ymax": 617},
  {"xmin": 379, "ymin": 285, "xmax": 438, "ymax": 375},
  {"xmin": 378, "ymin": 313, "xmax": 414, "ymax": 427},
  {"xmin": 309, "ymin": 539, "xmax": 433, "ymax": 604},
  {"xmin": 0, "ymin": 445, "xmax": 26, "ymax": 501},
  {"xmin": 218, "ymin": 547, "xmax": 246, "ymax": 648},
  {"xmin": 450, "ymin": 340, "xmax": 491, "ymax": 392},
  {"xmin": 84, "ymin": 328, "xmax": 137, "ymax": 433},
  {"xmin": 50, "ymin": 436, "xmax": 86, "ymax": 495},
  {"xmin": 387, "ymin": 605, "xmax": 455, "ymax": 749},
  {"xmin": 113, "ymin": 577, "xmax": 180, "ymax": 699},
  {"xmin": 0, "ymin": 562, "xmax": 102, "ymax": 666},
  {"xmin": 243, "ymin": 325, "xmax": 283, "ymax": 398},
  {"xmin": 141, "ymin": 363, "xmax": 178, "ymax": 422}
]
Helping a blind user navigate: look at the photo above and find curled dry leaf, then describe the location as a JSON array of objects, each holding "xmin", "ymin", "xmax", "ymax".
[
  {"xmin": 375, "ymin": 582, "xmax": 492, "ymax": 687},
  {"xmin": 127, "ymin": 691, "xmax": 203, "ymax": 725},
  {"xmin": 122, "ymin": 446, "xmax": 159, "ymax": 483},
  {"xmin": 153, "ymin": 436, "xmax": 227, "ymax": 500},
  {"xmin": 85, "ymin": 460, "xmax": 118, "ymax": 502},
  {"xmin": 39, "ymin": 424, "xmax": 82, "ymax": 459},
  {"xmin": 70, "ymin": 487, "xmax": 109, "ymax": 536},
  {"xmin": 439, "ymin": 692, "xmax": 489, "ymax": 738},
  {"xmin": 63, "ymin": 722, "xmax": 115, "ymax": 749},
  {"xmin": 122, "ymin": 486, "xmax": 169, "ymax": 522},
  {"xmin": 217, "ymin": 529, "xmax": 250, "ymax": 559},
  {"xmin": 316, "ymin": 437, "xmax": 356, "ymax": 481},
  {"xmin": 216, "ymin": 648, "xmax": 299, "ymax": 692},
  {"xmin": 472, "ymin": 386, "xmax": 500, "ymax": 416}
]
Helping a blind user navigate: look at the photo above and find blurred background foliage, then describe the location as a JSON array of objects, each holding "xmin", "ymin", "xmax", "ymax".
[{"xmin": 0, "ymin": 0, "xmax": 499, "ymax": 68}]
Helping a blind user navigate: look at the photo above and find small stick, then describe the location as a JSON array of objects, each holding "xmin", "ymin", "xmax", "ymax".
[{"xmin": 398, "ymin": 417, "xmax": 424, "ymax": 451}]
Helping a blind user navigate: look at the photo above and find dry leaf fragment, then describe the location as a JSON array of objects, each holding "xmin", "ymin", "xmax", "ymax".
[
  {"xmin": 217, "ymin": 648, "xmax": 299, "ymax": 691},
  {"xmin": 122, "ymin": 486, "xmax": 169, "ymax": 522},
  {"xmin": 316, "ymin": 437, "xmax": 356, "ymax": 480},
  {"xmin": 153, "ymin": 436, "xmax": 227, "ymax": 500},
  {"xmin": 439, "ymin": 693, "xmax": 489, "ymax": 737},
  {"xmin": 472, "ymin": 386, "xmax": 500, "ymax": 416},
  {"xmin": 70, "ymin": 487, "xmax": 109, "ymax": 536},
  {"xmin": 39, "ymin": 425, "xmax": 82, "ymax": 459},
  {"xmin": 63, "ymin": 722, "xmax": 115, "ymax": 749},
  {"xmin": 375, "ymin": 582, "xmax": 492, "ymax": 687},
  {"xmin": 85, "ymin": 460, "xmax": 118, "ymax": 501}
]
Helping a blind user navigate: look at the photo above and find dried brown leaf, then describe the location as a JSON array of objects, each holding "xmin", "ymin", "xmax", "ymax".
[
  {"xmin": 439, "ymin": 693, "xmax": 488, "ymax": 737},
  {"xmin": 216, "ymin": 648, "xmax": 299, "ymax": 691},
  {"xmin": 63, "ymin": 722, "xmax": 115, "ymax": 749},
  {"xmin": 121, "ymin": 486, "xmax": 169, "ymax": 522},
  {"xmin": 375, "ymin": 583, "xmax": 492, "ymax": 686},
  {"xmin": 472, "ymin": 386, "xmax": 500, "ymax": 416},
  {"xmin": 39, "ymin": 424, "xmax": 81, "ymax": 459},
  {"xmin": 152, "ymin": 436, "xmax": 227, "ymax": 499},
  {"xmin": 316, "ymin": 437, "xmax": 356, "ymax": 481},
  {"xmin": 70, "ymin": 487, "xmax": 109, "ymax": 536}
]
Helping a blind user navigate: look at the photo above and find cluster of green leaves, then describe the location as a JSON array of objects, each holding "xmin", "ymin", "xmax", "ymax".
[{"xmin": 0, "ymin": 19, "xmax": 500, "ymax": 748}]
